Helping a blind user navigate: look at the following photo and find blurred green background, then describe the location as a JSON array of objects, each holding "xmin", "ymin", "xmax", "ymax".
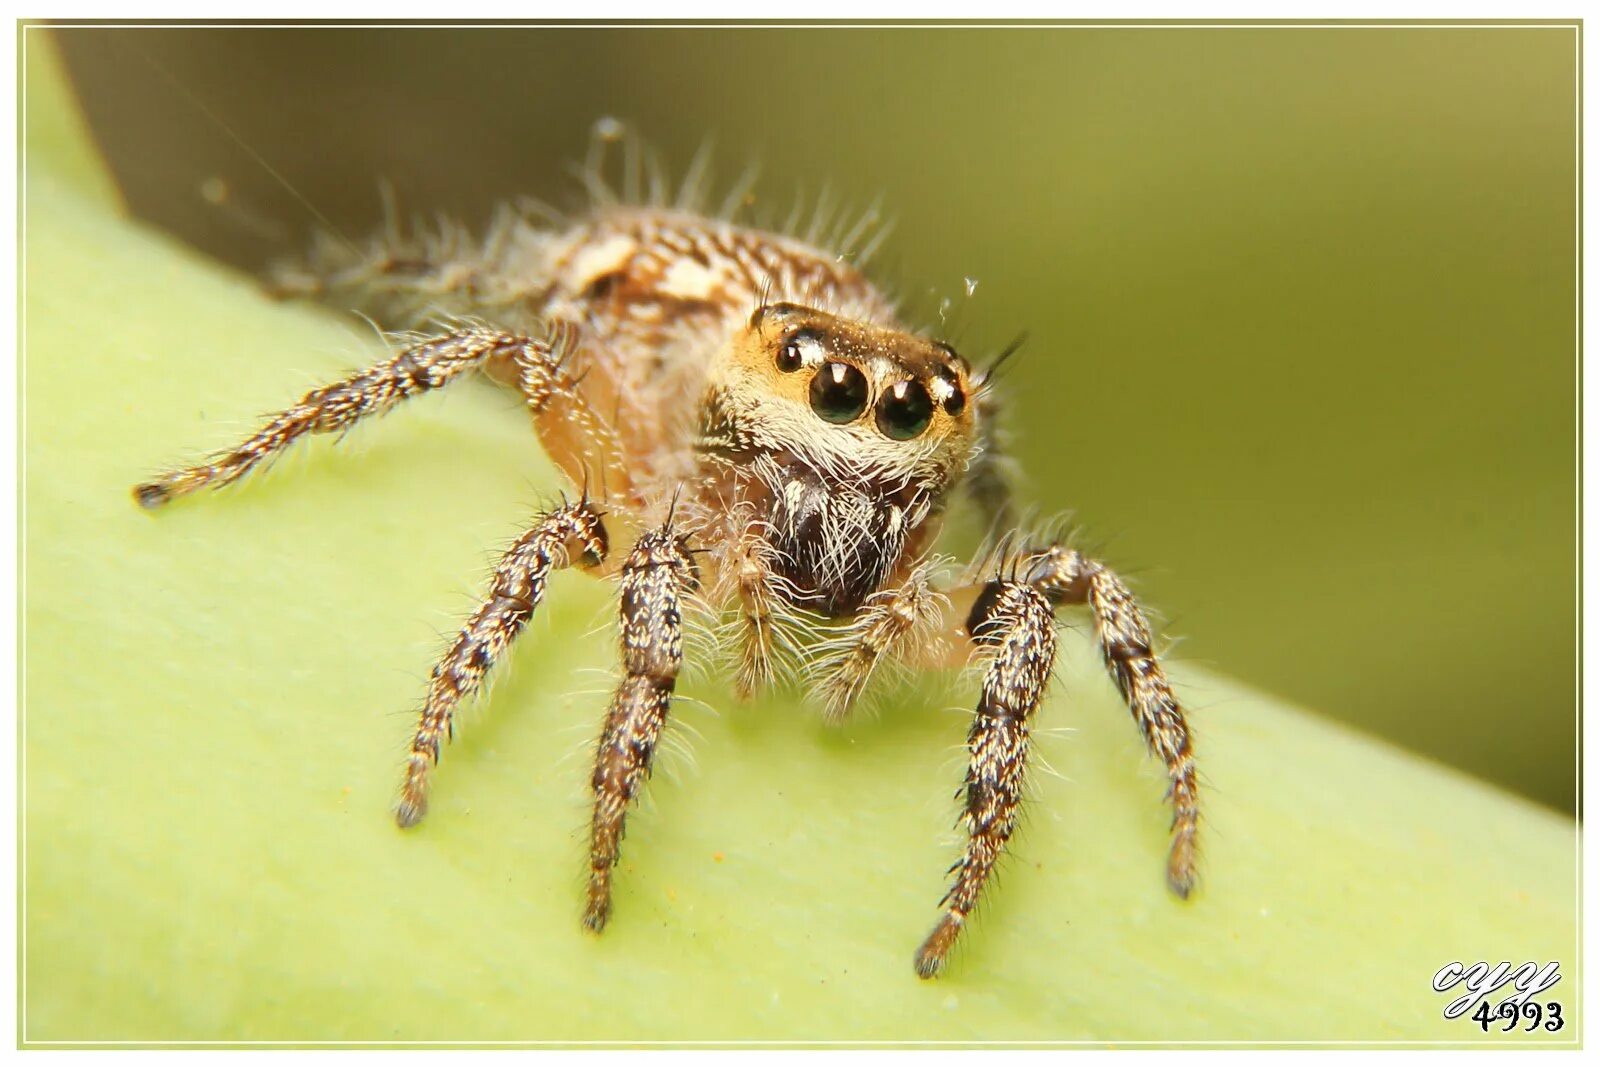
[{"xmin": 54, "ymin": 24, "xmax": 1577, "ymax": 810}]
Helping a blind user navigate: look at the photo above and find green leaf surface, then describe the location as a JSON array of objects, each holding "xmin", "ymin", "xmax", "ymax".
[{"xmin": 21, "ymin": 37, "xmax": 1578, "ymax": 1046}]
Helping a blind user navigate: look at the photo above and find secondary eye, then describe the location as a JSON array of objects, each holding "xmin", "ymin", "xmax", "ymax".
[
  {"xmin": 935, "ymin": 368, "xmax": 966, "ymax": 416},
  {"xmin": 776, "ymin": 333, "xmax": 807, "ymax": 372},
  {"xmin": 809, "ymin": 362, "xmax": 870, "ymax": 423},
  {"xmin": 776, "ymin": 328, "xmax": 823, "ymax": 373},
  {"xmin": 876, "ymin": 380, "xmax": 934, "ymax": 440}
]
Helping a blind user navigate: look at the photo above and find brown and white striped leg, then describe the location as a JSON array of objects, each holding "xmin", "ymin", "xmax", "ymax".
[
  {"xmin": 133, "ymin": 325, "xmax": 547, "ymax": 509},
  {"xmin": 396, "ymin": 499, "xmax": 608, "ymax": 828},
  {"xmin": 584, "ymin": 523, "xmax": 699, "ymax": 932},
  {"xmin": 915, "ymin": 580, "xmax": 1056, "ymax": 979},
  {"xmin": 814, "ymin": 559, "xmax": 945, "ymax": 722},
  {"xmin": 1026, "ymin": 546, "xmax": 1199, "ymax": 898}
]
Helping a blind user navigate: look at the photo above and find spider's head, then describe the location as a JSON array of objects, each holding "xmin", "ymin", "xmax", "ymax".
[
  {"xmin": 703, "ymin": 302, "xmax": 978, "ymax": 488},
  {"xmin": 699, "ymin": 302, "xmax": 981, "ymax": 614}
]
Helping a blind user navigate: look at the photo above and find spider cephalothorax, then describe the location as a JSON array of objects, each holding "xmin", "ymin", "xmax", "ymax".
[{"xmin": 135, "ymin": 142, "xmax": 1199, "ymax": 979}]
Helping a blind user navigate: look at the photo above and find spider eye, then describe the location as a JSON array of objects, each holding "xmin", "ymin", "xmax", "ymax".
[
  {"xmin": 776, "ymin": 339, "xmax": 805, "ymax": 373},
  {"xmin": 809, "ymin": 362, "xmax": 870, "ymax": 423},
  {"xmin": 935, "ymin": 368, "xmax": 966, "ymax": 416},
  {"xmin": 776, "ymin": 328, "xmax": 820, "ymax": 373},
  {"xmin": 876, "ymin": 380, "xmax": 934, "ymax": 440}
]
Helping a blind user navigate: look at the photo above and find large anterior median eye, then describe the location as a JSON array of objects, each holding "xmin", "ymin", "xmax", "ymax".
[
  {"xmin": 876, "ymin": 380, "xmax": 934, "ymax": 440},
  {"xmin": 809, "ymin": 362, "xmax": 870, "ymax": 423}
]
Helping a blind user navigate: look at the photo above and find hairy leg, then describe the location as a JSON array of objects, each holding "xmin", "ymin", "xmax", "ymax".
[
  {"xmin": 396, "ymin": 499, "xmax": 608, "ymax": 827},
  {"xmin": 510, "ymin": 320, "xmax": 631, "ymax": 506},
  {"xmin": 731, "ymin": 532, "xmax": 783, "ymax": 698},
  {"xmin": 813, "ymin": 557, "xmax": 947, "ymax": 722},
  {"xmin": 266, "ymin": 201, "xmax": 541, "ymax": 329},
  {"xmin": 1025, "ymin": 546, "xmax": 1199, "ymax": 898},
  {"xmin": 584, "ymin": 523, "xmax": 699, "ymax": 932},
  {"xmin": 134, "ymin": 325, "xmax": 545, "ymax": 508},
  {"xmin": 915, "ymin": 579, "xmax": 1057, "ymax": 979}
]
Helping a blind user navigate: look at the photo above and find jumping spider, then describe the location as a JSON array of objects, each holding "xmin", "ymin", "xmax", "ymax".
[{"xmin": 134, "ymin": 138, "xmax": 1199, "ymax": 978}]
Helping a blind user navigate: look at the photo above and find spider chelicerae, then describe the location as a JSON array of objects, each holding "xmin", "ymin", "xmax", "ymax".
[{"xmin": 134, "ymin": 133, "xmax": 1198, "ymax": 978}]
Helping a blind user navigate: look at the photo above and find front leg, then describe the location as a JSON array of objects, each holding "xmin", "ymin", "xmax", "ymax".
[
  {"xmin": 584, "ymin": 522, "xmax": 700, "ymax": 932},
  {"xmin": 1026, "ymin": 546, "xmax": 1199, "ymax": 898},
  {"xmin": 396, "ymin": 498, "xmax": 608, "ymax": 827},
  {"xmin": 915, "ymin": 579, "xmax": 1056, "ymax": 979}
]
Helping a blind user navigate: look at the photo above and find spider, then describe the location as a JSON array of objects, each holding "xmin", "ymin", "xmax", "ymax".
[{"xmin": 133, "ymin": 133, "xmax": 1199, "ymax": 978}]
